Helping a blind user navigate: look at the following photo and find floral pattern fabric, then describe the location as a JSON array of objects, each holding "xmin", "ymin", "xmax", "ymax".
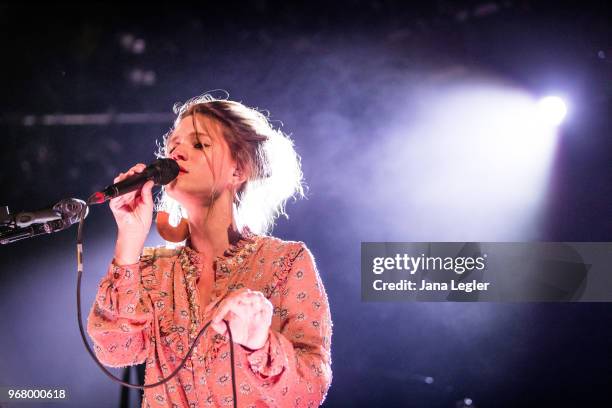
[{"xmin": 87, "ymin": 231, "xmax": 332, "ymax": 407}]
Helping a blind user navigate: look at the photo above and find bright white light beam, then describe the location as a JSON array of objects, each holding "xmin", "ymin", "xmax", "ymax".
[{"xmin": 537, "ymin": 96, "xmax": 568, "ymax": 126}]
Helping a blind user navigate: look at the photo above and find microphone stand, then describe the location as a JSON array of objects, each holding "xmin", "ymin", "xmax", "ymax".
[{"xmin": 0, "ymin": 199, "xmax": 88, "ymax": 245}]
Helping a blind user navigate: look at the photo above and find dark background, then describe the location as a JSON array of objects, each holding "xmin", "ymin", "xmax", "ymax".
[{"xmin": 1, "ymin": 1, "xmax": 612, "ymax": 407}]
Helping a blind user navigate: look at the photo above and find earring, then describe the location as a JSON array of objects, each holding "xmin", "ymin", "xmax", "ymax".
[{"xmin": 155, "ymin": 211, "xmax": 189, "ymax": 242}]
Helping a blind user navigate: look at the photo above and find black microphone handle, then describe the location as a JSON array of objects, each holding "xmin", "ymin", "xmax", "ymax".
[
  {"xmin": 88, "ymin": 159, "xmax": 179, "ymax": 205},
  {"xmin": 101, "ymin": 170, "xmax": 153, "ymax": 200}
]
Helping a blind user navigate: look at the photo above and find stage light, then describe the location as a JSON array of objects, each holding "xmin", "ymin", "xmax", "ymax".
[{"xmin": 537, "ymin": 96, "xmax": 567, "ymax": 126}]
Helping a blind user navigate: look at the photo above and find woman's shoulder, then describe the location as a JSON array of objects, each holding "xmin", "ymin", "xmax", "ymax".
[
  {"xmin": 253, "ymin": 235, "xmax": 323, "ymax": 300},
  {"xmin": 256, "ymin": 234, "xmax": 310, "ymax": 259},
  {"xmin": 254, "ymin": 235, "xmax": 320, "ymax": 277}
]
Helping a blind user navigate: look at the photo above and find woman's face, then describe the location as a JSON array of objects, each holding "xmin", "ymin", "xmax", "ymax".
[{"xmin": 164, "ymin": 114, "xmax": 241, "ymax": 207}]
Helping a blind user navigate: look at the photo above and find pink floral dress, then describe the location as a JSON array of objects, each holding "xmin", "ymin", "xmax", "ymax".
[{"xmin": 87, "ymin": 230, "xmax": 332, "ymax": 407}]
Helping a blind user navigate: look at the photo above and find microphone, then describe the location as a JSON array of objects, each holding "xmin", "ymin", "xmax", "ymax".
[{"xmin": 88, "ymin": 159, "xmax": 179, "ymax": 205}]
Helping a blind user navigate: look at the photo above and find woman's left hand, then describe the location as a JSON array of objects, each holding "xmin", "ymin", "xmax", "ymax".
[{"xmin": 210, "ymin": 288, "xmax": 273, "ymax": 350}]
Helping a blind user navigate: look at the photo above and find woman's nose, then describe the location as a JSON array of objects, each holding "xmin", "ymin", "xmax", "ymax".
[{"xmin": 169, "ymin": 145, "xmax": 188, "ymax": 161}]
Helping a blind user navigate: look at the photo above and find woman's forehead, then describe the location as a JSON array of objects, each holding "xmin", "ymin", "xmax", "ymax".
[{"xmin": 169, "ymin": 114, "xmax": 218, "ymax": 143}]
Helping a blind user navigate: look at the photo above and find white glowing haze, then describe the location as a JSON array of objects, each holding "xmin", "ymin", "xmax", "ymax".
[{"xmin": 366, "ymin": 80, "xmax": 559, "ymax": 241}]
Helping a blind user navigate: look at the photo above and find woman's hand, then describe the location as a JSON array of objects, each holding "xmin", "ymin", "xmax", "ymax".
[
  {"xmin": 210, "ymin": 288, "xmax": 273, "ymax": 350},
  {"xmin": 110, "ymin": 163, "xmax": 155, "ymax": 265}
]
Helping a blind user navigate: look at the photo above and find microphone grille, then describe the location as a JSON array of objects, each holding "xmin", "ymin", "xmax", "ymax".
[{"xmin": 151, "ymin": 159, "xmax": 180, "ymax": 185}]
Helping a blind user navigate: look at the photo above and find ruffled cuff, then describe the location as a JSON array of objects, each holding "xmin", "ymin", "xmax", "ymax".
[{"xmin": 243, "ymin": 330, "xmax": 289, "ymax": 380}]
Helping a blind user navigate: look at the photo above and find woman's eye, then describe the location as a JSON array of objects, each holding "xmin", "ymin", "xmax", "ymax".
[{"xmin": 194, "ymin": 142, "xmax": 203, "ymax": 149}]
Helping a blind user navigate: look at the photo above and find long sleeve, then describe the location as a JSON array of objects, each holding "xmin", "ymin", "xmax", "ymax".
[
  {"xmin": 86, "ymin": 259, "xmax": 155, "ymax": 368},
  {"xmin": 235, "ymin": 243, "xmax": 333, "ymax": 407}
]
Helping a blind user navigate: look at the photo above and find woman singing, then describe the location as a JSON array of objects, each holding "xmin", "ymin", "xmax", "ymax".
[{"xmin": 87, "ymin": 95, "xmax": 333, "ymax": 407}]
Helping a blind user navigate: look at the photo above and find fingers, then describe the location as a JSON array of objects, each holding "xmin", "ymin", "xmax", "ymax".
[
  {"xmin": 212, "ymin": 289, "xmax": 250, "ymax": 323},
  {"xmin": 109, "ymin": 163, "xmax": 151, "ymax": 210},
  {"xmin": 212, "ymin": 289, "xmax": 272, "ymax": 325},
  {"xmin": 141, "ymin": 180, "xmax": 154, "ymax": 206},
  {"xmin": 209, "ymin": 289, "xmax": 273, "ymax": 347},
  {"xmin": 211, "ymin": 311, "xmax": 236, "ymax": 336},
  {"xmin": 113, "ymin": 163, "xmax": 147, "ymax": 183}
]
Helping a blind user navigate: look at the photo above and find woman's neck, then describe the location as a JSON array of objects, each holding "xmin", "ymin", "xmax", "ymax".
[{"xmin": 183, "ymin": 196, "xmax": 240, "ymax": 260}]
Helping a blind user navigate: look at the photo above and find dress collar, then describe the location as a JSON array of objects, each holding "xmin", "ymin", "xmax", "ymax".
[{"xmin": 180, "ymin": 226, "xmax": 260, "ymax": 279}]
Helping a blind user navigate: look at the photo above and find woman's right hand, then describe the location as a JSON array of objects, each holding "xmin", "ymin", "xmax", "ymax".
[{"xmin": 110, "ymin": 163, "xmax": 155, "ymax": 265}]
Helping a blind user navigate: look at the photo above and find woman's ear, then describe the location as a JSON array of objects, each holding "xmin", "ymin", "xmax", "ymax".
[{"xmin": 231, "ymin": 163, "xmax": 249, "ymax": 188}]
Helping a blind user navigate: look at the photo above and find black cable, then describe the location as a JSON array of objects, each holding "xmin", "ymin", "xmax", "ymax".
[{"xmin": 76, "ymin": 203, "xmax": 238, "ymax": 407}]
